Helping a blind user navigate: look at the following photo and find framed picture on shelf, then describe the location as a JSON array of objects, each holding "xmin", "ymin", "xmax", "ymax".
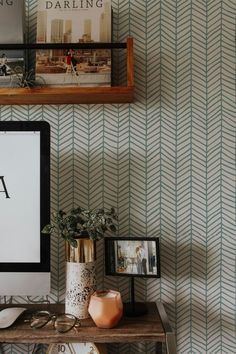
[{"xmin": 105, "ymin": 237, "xmax": 160, "ymax": 278}]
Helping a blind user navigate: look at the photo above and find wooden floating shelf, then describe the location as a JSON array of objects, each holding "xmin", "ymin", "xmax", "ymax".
[
  {"xmin": 0, "ymin": 86, "xmax": 134, "ymax": 105},
  {"xmin": 0, "ymin": 38, "xmax": 134, "ymax": 105}
]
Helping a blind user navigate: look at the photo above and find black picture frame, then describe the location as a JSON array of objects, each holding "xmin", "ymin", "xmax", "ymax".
[
  {"xmin": 105, "ymin": 237, "xmax": 160, "ymax": 278},
  {"xmin": 0, "ymin": 121, "xmax": 50, "ymax": 273}
]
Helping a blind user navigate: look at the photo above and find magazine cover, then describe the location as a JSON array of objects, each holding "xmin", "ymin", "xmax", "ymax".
[
  {"xmin": 36, "ymin": 0, "xmax": 112, "ymax": 87},
  {"xmin": 0, "ymin": 0, "xmax": 25, "ymax": 87}
]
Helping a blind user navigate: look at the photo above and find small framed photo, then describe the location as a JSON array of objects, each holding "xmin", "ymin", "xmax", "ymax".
[{"xmin": 104, "ymin": 237, "xmax": 160, "ymax": 278}]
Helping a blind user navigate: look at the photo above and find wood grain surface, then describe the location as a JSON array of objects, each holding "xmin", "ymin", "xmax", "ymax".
[{"xmin": 0, "ymin": 302, "xmax": 166, "ymax": 344}]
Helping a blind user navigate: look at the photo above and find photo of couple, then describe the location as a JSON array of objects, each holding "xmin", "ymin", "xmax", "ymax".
[{"xmin": 114, "ymin": 239, "xmax": 158, "ymax": 276}]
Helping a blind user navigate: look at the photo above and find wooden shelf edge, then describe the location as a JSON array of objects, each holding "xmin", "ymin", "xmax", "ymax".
[{"xmin": 0, "ymin": 86, "xmax": 134, "ymax": 105}]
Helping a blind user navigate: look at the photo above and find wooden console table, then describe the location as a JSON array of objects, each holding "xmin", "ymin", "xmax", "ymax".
[{"xmin": 0, "ymin": 302, "xmax": 176, "ymax": 354}]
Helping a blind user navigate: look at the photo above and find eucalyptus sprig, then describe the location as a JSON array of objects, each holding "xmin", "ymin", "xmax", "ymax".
[{"xmin": 42, "ymin": 207, "xmax": 117, "ymax": 248}]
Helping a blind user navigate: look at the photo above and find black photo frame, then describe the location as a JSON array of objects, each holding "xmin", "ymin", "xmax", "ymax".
[
  {"xmin": 105, "ymin": 237, "xmax": 160, "ymax": 317},
  {"xmin": 105, "ymin": 237, "xmax": 160, "ymax": 278}
]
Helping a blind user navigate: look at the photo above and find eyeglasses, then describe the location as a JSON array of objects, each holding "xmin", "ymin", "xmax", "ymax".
[{"xmin": 29, "ymin": 310, "xmax": 81, "ymax": 333}]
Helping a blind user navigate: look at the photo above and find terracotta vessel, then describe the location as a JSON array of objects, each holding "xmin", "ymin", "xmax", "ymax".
[{"xmin": 88, "ymin": 290, "xmax": 123, "ymax": 328}]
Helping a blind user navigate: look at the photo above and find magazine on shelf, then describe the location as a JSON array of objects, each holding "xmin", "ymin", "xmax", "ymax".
[
  {"xmin": 36, "ymin": 0, "xmax": 112, "ymax": 87},
  {"xmin": 0, "ymin": 0, "xmax": 25, "ymax": 87}
]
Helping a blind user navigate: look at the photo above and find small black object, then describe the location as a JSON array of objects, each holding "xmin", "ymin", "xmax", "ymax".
[{"xmin": 124, "ymin": 277, "xmax": 148, "ymax": 317}]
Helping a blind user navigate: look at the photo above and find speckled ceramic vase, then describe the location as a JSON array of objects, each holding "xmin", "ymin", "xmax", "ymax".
[{"xmin": 65, "ymin": 238, "xmax": 96, "ymax": 319}]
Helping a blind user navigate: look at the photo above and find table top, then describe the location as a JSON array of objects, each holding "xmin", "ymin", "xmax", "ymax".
[{"xmin": 0, "ymin": 302, "xmax": 170, "ymax": 344}]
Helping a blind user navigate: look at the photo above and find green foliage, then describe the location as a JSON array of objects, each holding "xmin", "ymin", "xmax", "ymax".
[{"xmin": 42, "ymin": 207, "xmax": 117, "ymax": 248}]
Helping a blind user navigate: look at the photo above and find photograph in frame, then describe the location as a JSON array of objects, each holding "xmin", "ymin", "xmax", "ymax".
[{"xmin": 105, "ymin": 237, "xmax": 160, "ymax": 278}]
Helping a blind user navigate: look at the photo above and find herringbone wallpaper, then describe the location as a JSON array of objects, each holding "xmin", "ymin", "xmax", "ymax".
[{"xmin": 0, "ymin": 0, "xmax": 235, "ymax": 353}]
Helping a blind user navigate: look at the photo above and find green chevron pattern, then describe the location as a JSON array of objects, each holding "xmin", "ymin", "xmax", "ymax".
[{"xmin": 0, "ymin": 0, "xmax": 236, "ymax": 353}]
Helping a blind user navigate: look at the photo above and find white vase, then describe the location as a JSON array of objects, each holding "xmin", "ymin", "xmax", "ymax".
[
  {"xmin": 65, "ymin": 260, "xmax": 96, "ymax": 319},
  {"xmin": 65, "ymin": 237, "xmax": 96, "ymax": 319}
]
